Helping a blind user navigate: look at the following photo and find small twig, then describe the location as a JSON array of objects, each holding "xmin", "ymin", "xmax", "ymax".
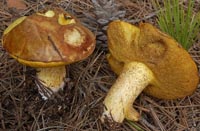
[
  {"xmin": 149, "ymin": 105, "xmax": 166, "ymax": 131},
  {"xmin": 144, "ymin": 96, "xmax": 175, "ymax": 119},
  {"xmin": 134, "ymin": 105, "xmax": 150, "ymax": 113},
  {"xmin": 139, "ymin": 117, "xmax": 159, "ymax": 131},
  {"xmin": 0, "ymin": 10, "xmax": 12, "ymax": 17},
  {"xmin": 187, "ymin": 97, "xmax": 197, "ymax": 127},
  {"xmin": 41, "ymin": 113, "xmax": 45, "ymax": 129},
  {"xmin": 162, "ymin": 105, "xmax": 200, "ymax": 109},
  {"xmin": 128, "ymin": 11, "xmax": 158, "ymax": 23},
  {"xmin": 36, "ymin": 126, "xmax": 65, "ymax": 131},
  {"xmin": 30, "ymin": 102, "xmax": 47, "ymax": 130},
  {"xmin": 0, "ymin": 103, "xmax": 5, "ymax": 129}
]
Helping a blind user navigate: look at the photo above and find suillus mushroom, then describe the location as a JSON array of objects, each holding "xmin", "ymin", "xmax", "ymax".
[
  {"xmin": 101, "ymin": 21, "xmax": 199, "ymax": 123},
  {"xmin": 2, "ymin": 9, "xmax": 95, "ymax": 99}
]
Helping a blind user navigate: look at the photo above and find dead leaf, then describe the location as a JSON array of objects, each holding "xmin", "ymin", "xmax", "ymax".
[{"xmin": 6, "ymin": 0, "xmax": 27, "ymax": 10}]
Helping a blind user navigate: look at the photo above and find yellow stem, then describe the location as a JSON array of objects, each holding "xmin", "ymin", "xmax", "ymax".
[
  {"xmin": 36, "ymin": 66, "xmax": 66, "ymax": 99},
  {"xmin": 101, "ymin": 62, "xmax": 155, "ymax": 123}
]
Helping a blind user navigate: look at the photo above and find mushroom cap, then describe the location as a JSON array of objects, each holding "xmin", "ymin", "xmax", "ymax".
[
  {"xmin": 107, "ymin": 21, "xmax": 199, "ymax": 99},
  {"xmin": 2, "ymin": 9, "xmax": 95, "ymax": 67}
]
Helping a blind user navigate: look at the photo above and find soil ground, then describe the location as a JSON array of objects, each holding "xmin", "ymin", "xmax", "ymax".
[{"xmin": 0, "ymin": 0, "xmax": 200, "ymax": 131}]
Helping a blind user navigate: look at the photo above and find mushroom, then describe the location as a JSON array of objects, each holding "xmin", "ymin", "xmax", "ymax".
[
  {"xmin": 101, "ymin": 21, "xmax": 199, "ymax": 123},
  {"xmin": 2, "ymin": 9, "xmax": 95, "ymax": 99}
]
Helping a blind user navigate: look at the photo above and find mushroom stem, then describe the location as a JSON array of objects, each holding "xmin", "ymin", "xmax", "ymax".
[
  {"xmin": 101, "ymin": 62, "xmax": 155, "ymax": 123},
  {"xmin": 35, "ymin": 66, "xmax": 66, "ymax": 100}
]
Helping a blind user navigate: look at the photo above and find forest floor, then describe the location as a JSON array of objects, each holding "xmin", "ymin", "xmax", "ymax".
[{"xmin": 0, "ymin": 0, "xmax": 200, "ymax": 131}]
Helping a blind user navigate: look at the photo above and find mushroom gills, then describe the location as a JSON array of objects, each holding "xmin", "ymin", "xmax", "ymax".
[
  {"xmin": 101, "ymin": 62, "xmax": 156, "ymax": 123},
  {"xmin": 35, "ymin": 66, "xmax": 66, "ymax": 100}
]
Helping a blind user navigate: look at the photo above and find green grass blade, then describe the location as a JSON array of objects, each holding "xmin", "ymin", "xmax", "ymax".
[{"xmin": 154, "ymin": 0, "xmax": 200, "ymax": 50}]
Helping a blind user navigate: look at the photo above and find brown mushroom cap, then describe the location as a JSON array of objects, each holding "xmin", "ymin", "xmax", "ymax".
[
  {"xmin": 107, "ymin": 21, "xmax": 199, "ymax": 99},
  {"xmin": 2, "ymin": 9, "xmax": 95, "ymax": 67}
]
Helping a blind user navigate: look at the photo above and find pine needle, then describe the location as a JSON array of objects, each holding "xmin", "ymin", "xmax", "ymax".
[{"xmin": 127, "ymin": 120, "xmax": 144, "ymax": 131}]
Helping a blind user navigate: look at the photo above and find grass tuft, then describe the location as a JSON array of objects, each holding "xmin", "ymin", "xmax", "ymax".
[{"xmin": 153, "ymin": 0, "xmax": 200, "ymax": 50}]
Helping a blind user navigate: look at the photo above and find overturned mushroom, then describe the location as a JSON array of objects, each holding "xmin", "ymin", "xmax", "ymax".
[
  {"xmin": 101, "ymin": 21, "xmax": 199, "ymax": 123},
  {"xmin": 2, "ymin": 9, "xmax": 95, "ymax": 99}
]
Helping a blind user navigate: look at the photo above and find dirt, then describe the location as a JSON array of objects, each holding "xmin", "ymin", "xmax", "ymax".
[{"xmin": 0, "ymin": 0, "xmax": 200, "ymax": 131}]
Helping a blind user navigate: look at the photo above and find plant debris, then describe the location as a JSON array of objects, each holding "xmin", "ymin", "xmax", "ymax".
[
  {"xmin": 6, "ymin": 0, "xmax": 27, "ymax": 10},
  {"xmin": 0, "ymin": 0, "xmax": 200, "ymax": 131}
]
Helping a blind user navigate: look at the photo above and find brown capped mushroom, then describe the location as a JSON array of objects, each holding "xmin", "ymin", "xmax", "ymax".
[
  {"xmin": 101, "ymin": 21, "xmax": 199, "ymax": 123},
  {"xmin": 2, "ymin": 9, "xmax": 95, "ymax": 99}
]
